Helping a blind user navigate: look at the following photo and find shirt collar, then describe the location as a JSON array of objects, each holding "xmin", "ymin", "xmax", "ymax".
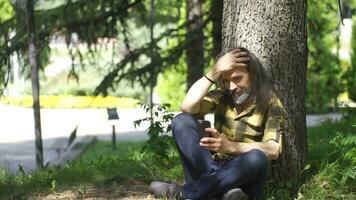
[{"xmin": 235, "ymin": 98, "xmax": 256, "ymax": 120}]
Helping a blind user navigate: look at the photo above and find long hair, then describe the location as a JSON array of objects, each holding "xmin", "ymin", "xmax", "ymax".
[{"xmin": 215, "ymin": 47, "xmax": 275, "ymax": 110}]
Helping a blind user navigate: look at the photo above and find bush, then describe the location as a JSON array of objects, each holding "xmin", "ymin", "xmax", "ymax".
[{"xmin": 134, "ymin": 103, "xmax": 175, "ymax": 165}]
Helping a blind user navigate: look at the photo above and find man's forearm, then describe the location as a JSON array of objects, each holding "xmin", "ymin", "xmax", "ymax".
[
  {"xmin": 180, "ymin": 70, "xmax": 219, "ymax": 114},
  {"xmin": 226, "ymin": 141, "xmax": 281, "ymax": 160}
]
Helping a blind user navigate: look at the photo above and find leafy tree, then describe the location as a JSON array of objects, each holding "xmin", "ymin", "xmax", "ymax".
[
  {"xmin": 185, "ymin": 0, "xmax": 204, "ymax": 90},
  {"xmin": 307, "ymin": 0, "xmax": 342, "ymax": 113},
  {"xmin": 0, "ymin": 0, "xmax": 145, "ymax": 95},
  {"xmin": 0, "ymin": 0, "xmax": 13, "ymax": 23},
  {"xmin": 344, "ymin": 16, "xmax": 356, "ymax": 101},
  {"xmin": 0, "ymin": 0, "xmax": 14, "ymax": 95}
]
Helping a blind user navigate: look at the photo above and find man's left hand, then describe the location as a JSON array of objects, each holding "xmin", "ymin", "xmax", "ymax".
[{"xmin": 199, "ymin": 128, "xmax": 232, "ymax": 154}]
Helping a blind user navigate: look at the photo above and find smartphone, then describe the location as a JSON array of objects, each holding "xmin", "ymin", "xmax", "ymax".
[{"xmin": 197, "ymin": 119, "xmax": 212, "ymax": 139}]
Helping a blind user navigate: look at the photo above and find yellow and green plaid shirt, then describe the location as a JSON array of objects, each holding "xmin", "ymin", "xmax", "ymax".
[{"xmin": 194, "ymin": 89, "xmax": 286, "ymax": 160}]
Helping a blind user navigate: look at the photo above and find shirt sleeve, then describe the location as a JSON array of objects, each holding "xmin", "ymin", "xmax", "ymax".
[
  {"xmin": 262, "ymin": 99, "xmax": 286, "ymax": 153},
  {"xmin": 193, "ymin": 90, "xmax": 223, "ymax": 119}
]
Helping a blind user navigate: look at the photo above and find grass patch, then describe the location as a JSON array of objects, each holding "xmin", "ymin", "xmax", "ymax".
[
  {"xmin": 0, "ymin": 117, "xmax": 355, "ymax": 199},
  {"xmin": 0, "ymin": 140, "xmax": 183, "ymax": 199},
  {"xmin": 297, "ymin": 116, "xmax": 356, "ymax": 200}
]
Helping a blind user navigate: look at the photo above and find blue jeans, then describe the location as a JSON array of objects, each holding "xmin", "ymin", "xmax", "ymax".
[{"xmin": 172, "ymin": 113, "xmax": 268, "ymax": 200}]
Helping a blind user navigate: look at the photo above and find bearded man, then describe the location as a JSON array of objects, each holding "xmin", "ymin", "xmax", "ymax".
[{"xmin": 150, "ymin": 48, "xmax": 286, "ymax": 200}]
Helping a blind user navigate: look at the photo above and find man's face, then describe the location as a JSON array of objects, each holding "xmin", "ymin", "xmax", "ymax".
[
  {"xmin": 222, "ymin": 67, "xmax": 250, "ymax": 95},
  {"xmin": 222, "ymin": 67, "xmax": 251, "ymax": 105}
]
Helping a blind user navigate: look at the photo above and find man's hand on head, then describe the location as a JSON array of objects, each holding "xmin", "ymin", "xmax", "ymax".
[
  {"xmin": 213, "ymin": 48, "xmax": 250, "ymax": 73},
  {"xmin": 199, "ymin": 128, "xmax": 233, "ymax": 154}
]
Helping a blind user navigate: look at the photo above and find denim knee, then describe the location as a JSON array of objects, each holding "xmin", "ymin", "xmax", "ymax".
[
  {"xmin": 245, "ymin": 149, "xmax": 268, "ymax": 172},
  {"xmin": 171, "ymin": 112, "xmax": 196, "ymax": 137}
]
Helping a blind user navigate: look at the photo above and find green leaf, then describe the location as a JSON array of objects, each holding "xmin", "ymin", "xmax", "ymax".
[
  {"xmin": 304, "ymin": 164, "xmax": 311, "ymax": 170},
  {"xmin": 51, "ymin": 179, "xmax": 56, "ymax": 191}
]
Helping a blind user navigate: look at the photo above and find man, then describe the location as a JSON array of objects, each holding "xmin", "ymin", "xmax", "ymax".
[{"xmin": 150, "ymin": 48, "xmax": 286, "ymax": 200}]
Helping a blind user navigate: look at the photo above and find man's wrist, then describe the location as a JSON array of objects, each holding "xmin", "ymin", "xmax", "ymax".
[
  {"xmin": 204, "ymin": 75, "xmax": 215, "ymax": 84},
  {"xmin": 205, "ymin": 70, "xmax": 219, "ymax": 82}
]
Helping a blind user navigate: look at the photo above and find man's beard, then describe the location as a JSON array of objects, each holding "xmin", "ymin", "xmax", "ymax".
[{"xmin": 231, "ymin": 89, "xmax": 251, "ymax": 105}]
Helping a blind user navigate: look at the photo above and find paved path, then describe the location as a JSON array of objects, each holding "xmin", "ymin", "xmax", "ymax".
[
  {"xmin": 0, "ymin": 103, "xmax": 343, "ymax": 174},
  {"xmin": 0, "ymin": 104, "xmax": 151, "ymax": 174}
]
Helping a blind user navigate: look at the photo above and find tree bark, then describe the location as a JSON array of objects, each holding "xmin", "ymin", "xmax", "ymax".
[
  {"xmin": 211, "ymin": 0, "xmax": 223, "ymax": 58},
  {"xmin": 26, "ymin": 0, "xmax": 43, "ymax": 168},
  {"xmin": 222, "ymin": 0, "xmax": 307, "ymax": 196},
  {"xmin": 186, "ymin": 0, "xmax": 204, "ymax": 91}
]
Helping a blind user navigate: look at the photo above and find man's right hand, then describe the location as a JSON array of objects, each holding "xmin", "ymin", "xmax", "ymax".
[{"xmin": 207, "ymin": 48, "xmax": 250, "ymax": 81}]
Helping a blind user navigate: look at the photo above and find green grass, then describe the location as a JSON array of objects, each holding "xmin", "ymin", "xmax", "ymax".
[
  {"xmin": 297, "ymin": 116, "xmax": 356, "ymax": 200},
  {"xmin": 0, "ymin": 117, "xmax": 355, "ymax": 199},
  {"xmin": 0, "ymin": 140, "xmax": 183, "ymax": 199}
]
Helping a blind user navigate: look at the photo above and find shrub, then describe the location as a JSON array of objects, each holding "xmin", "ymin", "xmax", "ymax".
[{"xmin": 133, "ymin": 103, "xmax": 175, "ymax": 165}]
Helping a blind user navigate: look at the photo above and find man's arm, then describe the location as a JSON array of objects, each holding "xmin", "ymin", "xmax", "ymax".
[
  {"xmin": 200, "ymin": 128, "xmax": 281, "ymax": 160},
  {"xmin": 180, "ymin": 73, "xmax": 217, "ymax": 114},
  {"xmin": 225, "ymin": 140, "xmax": 281, "ymax": 160}
]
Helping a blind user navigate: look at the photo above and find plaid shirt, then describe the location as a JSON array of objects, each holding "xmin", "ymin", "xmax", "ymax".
[{"xmin": 194, "ymin": 89, "xmax": 286, "ymax": 160}]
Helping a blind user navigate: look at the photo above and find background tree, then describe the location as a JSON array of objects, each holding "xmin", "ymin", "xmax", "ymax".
[
  {"xmin": 222, "ymin": 0, "xmax": 307, "ymax": 197},
  {"xmin": 25, "ymin": 0, "xmax": 43, "ymax": 168},
  {"xmin": 185, "ymin": 0, "xmax": 204, "ymax": 90},
  {"xmin": 344, "ymin": 16, "xmax": 356, "ymax": 101},
  {"xmin": 307, "ymin": 0, "xmax": 341, "ymax": 113},
  {"xmin": 0, "ymin": 0, "xmax": 14, "ymax": 95},
  {"xmin": 211, "ymin": 0, "xmax": 222, "ymax": 58}
]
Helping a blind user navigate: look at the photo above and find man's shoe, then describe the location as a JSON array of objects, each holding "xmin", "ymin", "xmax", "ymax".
[
  {"xmin": 223, "ymin": 188, "xmax": 249, "ymax": 200},
  {"xmin": 150, "ymin": 181, "xmax": 184, "ymax": 199}
]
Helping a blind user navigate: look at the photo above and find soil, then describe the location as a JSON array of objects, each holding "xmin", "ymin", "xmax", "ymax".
[{"xmin": 29, "ymin": 179, "xmax": 156, "ymax": 200}]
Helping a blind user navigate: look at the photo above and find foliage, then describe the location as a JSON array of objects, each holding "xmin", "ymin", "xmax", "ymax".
[
  {"xmin": 133, "ymin": 103, "xmax": 175, "ymax": 164},
  {"xmin": 343, "ymin": 16, "xmax": 356, "ymax": 101},
  {"xmin": 0, "ymin": 0, "xmax": 145, "ymax": 95},
  {"xmin": 0, "ymin": 0, "xmax": 213, "ymax": 99},
  {"xmin": 0, "ymin": 0, "xmax": 13, "ymax": 23},
  {"xmin": 0, "ymin": 0, "xmax": 14, "ymax": 96},
  {"xmin": 156, "ymin": 60, "xmax": 186, "ymax": 111},
  {"xmin": 306, "ymin": 0, "xmax": 342, "ymax": 113},
  {"xmin": 155, "ymin": 0, "xmax": 216, "ymax": 111},
  {"xmin": 0, "ymin": 95, "xmax": 139, "ymax": 109}
]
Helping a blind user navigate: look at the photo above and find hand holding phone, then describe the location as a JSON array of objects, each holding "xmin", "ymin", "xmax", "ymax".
[{"xmin": 197, "ymin": 120, "xmax": 212, "ymax": 139}]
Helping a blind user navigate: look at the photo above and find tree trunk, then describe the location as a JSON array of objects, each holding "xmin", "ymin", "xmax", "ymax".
[
  {"xmin": 211, "ymin": 0, "xmax": 223, "ymax": 58},
  {"xmin": 186, "ymin": 0, "xmax": 204, "ymax": 91},
  {"xmin": 222, "ymin": 0, "xmax": 307, "ymax": 197},
  {"xmin": 26, "ymin": 0, "xmax": 43, "ymax": 168}
]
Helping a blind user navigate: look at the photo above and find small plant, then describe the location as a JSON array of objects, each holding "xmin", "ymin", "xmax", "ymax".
[
  {"xmin": 134, "ymin": 103, "xmax": 175, "ymax": 164},
  {"xmin": 51, "ymin": 179, "xmax": 56, "ymax": 192},
  {"xmin": 329, "ymin": 131, "xmax": 356, "ymax": 185}
]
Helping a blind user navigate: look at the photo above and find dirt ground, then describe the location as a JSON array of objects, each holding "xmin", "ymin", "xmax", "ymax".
[{"xmin": 29, "ymin": 180, "xmax": 156, "ymax": 200}]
